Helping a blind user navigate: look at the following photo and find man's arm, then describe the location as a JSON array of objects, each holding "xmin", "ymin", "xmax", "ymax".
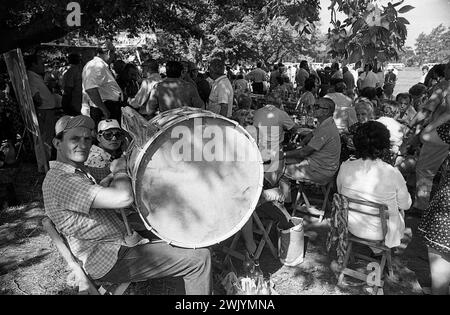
[
  {"xmin": 219, "ymin": 103, "xmax": 229, "ymax": 117},
  {"xmin": 91, "ymin": 157, "xmax": 133, "ymax": 209},
  {"xmin": 85, "ymin": 88, "xmax": 110, "ymax": 118},
  {"xmin": 128, "ymin": 80, "xmax": 150, "ymax": 109},
  {"xmin": 284, "ymin": 145, "xmax": 315, "ymax": 163}
]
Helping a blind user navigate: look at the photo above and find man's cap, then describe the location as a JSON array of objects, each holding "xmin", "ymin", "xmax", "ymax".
[
  {"xmin": 55, "ymin": 115, "xmax": 95, "ymax": 135},
  {"xmin": 98, "ymin": 119, "xmax": 121, "ymax": 132}
]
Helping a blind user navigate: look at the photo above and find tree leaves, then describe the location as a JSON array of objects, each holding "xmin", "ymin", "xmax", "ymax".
[
  {"xmin": 398, "ymin": 5, "xmax": 415, "ymax": 13},
  {"xmin": 397, "ymin": 17, "xmax": 410, "ymax": 25}
]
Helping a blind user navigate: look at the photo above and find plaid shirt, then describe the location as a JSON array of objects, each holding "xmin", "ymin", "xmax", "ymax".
[{"xmin": 43, "ymin": 161, "xmax": 129, "ymax": 279}]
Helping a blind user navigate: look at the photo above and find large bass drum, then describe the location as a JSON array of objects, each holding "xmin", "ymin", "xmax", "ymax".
[{"xmin": 123, "ymin": 107, "xmax": 263, "ymax": 248}]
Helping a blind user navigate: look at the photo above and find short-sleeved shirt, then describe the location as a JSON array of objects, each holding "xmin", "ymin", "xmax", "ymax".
[
  {"xmin": 27, "ymin": 70, "xmax": 56, "ymax": 109},
  {"xmin": 208, "ymin": 75, "xmax": 234, "ymax": 117},
  {"xmin": 331, "ymin": 70, "xmax": 343, "ymax": 80},
  {"xmin": 82, "ymin": 56, "xmax": 122, "ymax": 103},
  {"xmin": 295, "ymin": 68, "xmax": 310, "ymax": 88},
  {"xmin": 358, "ymin": 71, "xmax": 379, "ymax": 89},
  {"xmin": 343, "ymin": 71, "xmax": 355, "ymax": 90},
  {"xmin": 246, "ymin": 68, "xmax": 267, "ymax": 83},
  {"xmin": 42, "ymin": 161, "xmax": 129, "ymax": 279},
  {"xmin": 147, "ymin": 77, "xmax": 204, "ymax": 113},
  {"xmin": 325, "ymin": 92, "xmax": 357, "ymax": 133},
  {"xmin": 253, "ymin": 105, "xmax": 295, "ymax": 160},
  {"xmin": 307, "ymin": 117, "xmax": 341, "ymax": 174},
  {"xmin": 298, "ymin": 91, "xmax": 316, "ymax": 113},
  {"xmin": 385, "ymin": 72, "xmax": 397, "ymax": 85},
  {"xmin": 128, "ymin": 73, "xmax": 162, "ymax": 109}
]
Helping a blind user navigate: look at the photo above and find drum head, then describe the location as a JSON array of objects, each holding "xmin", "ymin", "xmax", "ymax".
[{"xmin": 134, "ymin": 113, "xmax": 263, "ymax": 248}]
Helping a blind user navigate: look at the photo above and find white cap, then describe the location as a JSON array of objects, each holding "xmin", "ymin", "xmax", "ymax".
[{"xmin": 97, "ymin": 119, "xmax": 121, "ymax": 132}]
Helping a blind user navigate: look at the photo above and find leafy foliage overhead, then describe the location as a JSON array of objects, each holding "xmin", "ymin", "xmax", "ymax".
[
  {"xmin": 1, "ymin": 0, "xmax": 322, "ymax": 66},
  {"xmin": 326, "ymin": 0, "xmax": 414, "ymax": 63}
]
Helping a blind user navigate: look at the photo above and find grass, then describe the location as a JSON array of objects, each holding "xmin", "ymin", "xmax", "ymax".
[{"xmin": 0, "ymin": 162, "xmax": 428, "ymax": 295}]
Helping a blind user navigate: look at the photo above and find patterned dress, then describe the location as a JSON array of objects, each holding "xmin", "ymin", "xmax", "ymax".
[{"xmin": 419, "ymin": 121, "xmax": 450, "ymax": 254}]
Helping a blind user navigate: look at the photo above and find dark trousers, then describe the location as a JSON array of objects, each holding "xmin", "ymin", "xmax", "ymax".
[
  {"xmin": 98, "ymin": 242, "xmax": 212, "ymax": 295},
  {"xmin": 252, "ymin": 82, "xmax": 264, "ymax": 95},
  {"xmin": 90, "ymin": 100, "xmax": 124, "ymax": 126}
]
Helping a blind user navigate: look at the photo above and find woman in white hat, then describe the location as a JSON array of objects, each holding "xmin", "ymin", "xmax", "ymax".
[{"xmin": 85, "ymin": 119, "xmax": 126, "ymax": 168}]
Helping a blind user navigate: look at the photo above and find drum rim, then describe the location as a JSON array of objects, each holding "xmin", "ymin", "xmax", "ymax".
[{"xmin": 130, "ymin": 107, "xmax": 264, "ymax": 248}]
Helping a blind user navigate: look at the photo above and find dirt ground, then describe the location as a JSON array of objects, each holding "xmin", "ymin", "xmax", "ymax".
[{"xmin": 0, "ymin": 163, "xmax": 430, "ymax": 295}]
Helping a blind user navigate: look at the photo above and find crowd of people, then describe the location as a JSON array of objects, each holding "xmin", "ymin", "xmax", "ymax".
[{"xmin": 1, "ymin": 40, "xmax": 449, "ymax": 295}]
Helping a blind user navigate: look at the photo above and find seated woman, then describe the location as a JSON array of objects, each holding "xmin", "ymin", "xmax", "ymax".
[
  {"xmin": 340, "ymin": 98, "xmax": 375, "ymax": 161},
  {"xmin": 85, "ymin": 119, "xmax": 126, "ymax": 168},
  {"xmin": 337, "ymin": 121, "xmax": 412, "ymax": 248}
]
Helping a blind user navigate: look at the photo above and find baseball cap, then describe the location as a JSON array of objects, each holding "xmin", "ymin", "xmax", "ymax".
[
  {"xmin": 97, "ymin": 119, "xmax": 121, "ymax": 132},
  {"xmin": 55, "ymin": 115, "xmax": 95, "ymax": 135}
]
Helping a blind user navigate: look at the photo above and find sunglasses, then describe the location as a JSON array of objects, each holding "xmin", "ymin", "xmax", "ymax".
[
  {"xmin": 313, "ymin": 104, "xmax": 328, "ymax": 110},
  {"xmin": 101, "ymin": 131, "xmax": 124, "ymax": 141}
]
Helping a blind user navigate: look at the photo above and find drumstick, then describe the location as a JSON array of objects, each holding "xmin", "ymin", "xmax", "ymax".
[{"xmin": 120, "ymin": 209, "xmax": 133, "ymax": 236}]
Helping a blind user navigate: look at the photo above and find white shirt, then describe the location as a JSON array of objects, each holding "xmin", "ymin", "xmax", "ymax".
[
  {"xmin": 337, "ymin": 158, "xmax": 412, "ymax": 248},
  {"xmin": 27, "ymin": 70, "xmax": 56, "ymax": 109},
  {"xmin": 358, "ymin": 71, "xmax": 379, "ymax": 89},
  {"xmin": 128, "ymin": 73, "xmax": 162, "ymax": 109},
  {"xmin": 325, "ymin": 92, "xmax": 357, "ymax": 133},
  {"xmin": 376, "ymin": 117, "xmax": 407, "ymax": 154},
  {"xmin": 82, "ymin": 56, "xmax": 122, "ymax": 103},
  {"xmin": 208, "ymin": 75, "xmax": 234, "ymax": 117}
]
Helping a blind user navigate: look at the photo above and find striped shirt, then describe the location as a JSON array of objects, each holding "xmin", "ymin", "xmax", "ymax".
[{"xmin": 42, "ymin": 161, "xmax": 128, "ymax": 279}]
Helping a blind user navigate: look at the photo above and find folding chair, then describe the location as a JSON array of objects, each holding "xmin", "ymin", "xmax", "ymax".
[
  {"xmin": 292, "ymin": 179, "xmax": 333, "ymax": 222},
  {"xmin": 42, "ymin": 217, "xmax": 131, "ymax": 295},
  {"xmin": 335, "ymin": 194, "xmax": 394, "ymax": 295},
  {"xmin": 221, "ymin": 211, "xmax": 278, "ymax": 263}
]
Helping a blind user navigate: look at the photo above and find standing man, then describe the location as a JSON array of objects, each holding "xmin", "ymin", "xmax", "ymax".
[
  {"xmin": 62, "ymin": 53, "xmax": 83, "ymax": 116},
  {"xmin": 384, "ymin": 66, "xmax": 397, "ymax": 93},
  {"xmin": 43, "ymin": 115, "xmax": 212, "ymax": 295},
  {"xmin": 207, "ymin": 58, "xmax": 234, "ymax": 118},
  {"xmin": 145, "ymin": 61, "xmax": 204, "ymax": 117},
  {"xmin": 325, "ymin": 81, "xmax": 357, "ymax": 134},
  {"xmin": 295, "ymin": 60, "xmax": 310, "ymax": 94},
  {"xmin": 128, "ymin": 58, "xmax": 161, "ymax": 111},
  {"xmin": 357, "ymin": 64, "xmax": 378, "ymax": 91},
  {"xmin": 82, "ymin": 41, "xmax": 123, "ymax": 126},
  {"xmin": 407, "ymin": 62, "xmax": 450, "ymax": 215},
  {"xmin": 421, "ymin": 65, "xmax": 429, "ymax": 85},
  {"xmin": 25, "ymin": 54, "xmax": 59, "ymax": 173},
  {"xmin": 246, "ymin": 61, "xmax": 267, "ymax": 95},
  {"xmin": 342, "ymin": 66, "xmax": 355, "ymax": 97},
  {"xmin": 330, "ymin": 62, "xmax": 343, "ymax": 80}
]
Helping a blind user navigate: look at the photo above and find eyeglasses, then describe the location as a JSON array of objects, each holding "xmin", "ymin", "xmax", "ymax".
[
  {"xmin": 313, "ymin": 104, "xmax": 328, "ymax": 110},
  {"xmin": 101, "ymin": 131, "xmax": 124, "ymax": 141}
]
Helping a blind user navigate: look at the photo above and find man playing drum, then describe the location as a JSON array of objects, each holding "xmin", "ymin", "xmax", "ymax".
[
  {"xmin": 42, "ymin": 115, "xmax": 212, "ymax": 295},
  {"xmin": 279, "ymin": 98, "xmax": 341, "ymax": 202}
]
